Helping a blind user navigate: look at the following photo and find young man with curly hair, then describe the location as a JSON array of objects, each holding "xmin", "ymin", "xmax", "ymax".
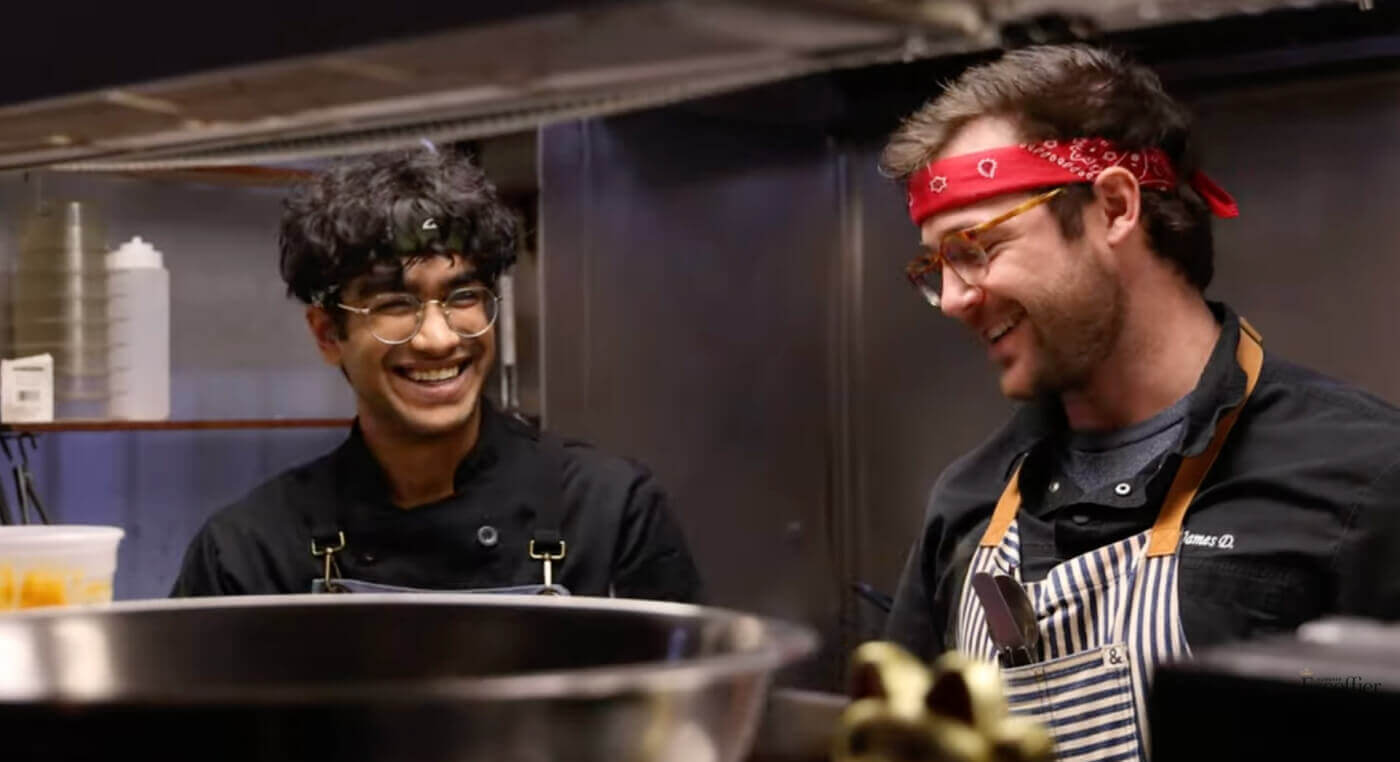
[{"xmin": 171, "ymin": 149, "xmax": 701, "ymax": 601}]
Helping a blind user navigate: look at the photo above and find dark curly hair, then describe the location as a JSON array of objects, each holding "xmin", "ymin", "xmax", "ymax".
[
  {"xmin": 881, "ymin": 44, "xmax": 1216, "ymax": 291},
  {"xmin": 279, "ymin": 147, "xmax": 519, "ymax": 314}
]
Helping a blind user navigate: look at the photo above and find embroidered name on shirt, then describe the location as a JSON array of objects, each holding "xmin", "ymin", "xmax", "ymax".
[{"xmin": 1182, "ymin": 531, "xmax": 1235, "ymax": 550}]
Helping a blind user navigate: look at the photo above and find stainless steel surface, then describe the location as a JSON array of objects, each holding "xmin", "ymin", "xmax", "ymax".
[
  {"xmin": 0, "ymin": 0, "xmax": 1358, "ymax": 170},
  {"xmin": 979, "ymin": 0, "xmax": 1350, "ymax": 33},
  {"xmin": 0, "ymin": 593, "xmax": 817, "ymax": 761},
  {"xmin": 749, "ymin": 688, "xmax": 848, "ymax": 762},
  {"xmin": 539, "ymin": 114, "xmax": 851, "ymax": 689},
  {"xmin": 1297, "ymin": 616, "xmax": 1400, "ymax": 650},
  {"xmin": 0, "ymin": 1, "xmax": 971, "ymax": 172},
  {"xmin": 847, "ymin": 147, "xmax": 1018, "ymax": 650},
  {"xmin": 761, "ymin": 0, "xmax": 1349, "ymax": 34}
]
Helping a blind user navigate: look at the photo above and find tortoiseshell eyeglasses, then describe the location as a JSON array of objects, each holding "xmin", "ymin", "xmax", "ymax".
[{"xmin": 905, "ymin": 187, "xmax": 1065, "ymax": 308}]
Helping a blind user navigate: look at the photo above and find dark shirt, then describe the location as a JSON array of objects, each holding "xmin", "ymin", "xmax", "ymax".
[
  {"xmin": 1050, "ymin": 390, "xmax": 1190, "ymax": 497},
  {"xmin": 885, "ymin": 302, "xmax": 1400, "ymax": 661},
  {"xmin": 170, "ymin": 402, "xmax": 703, "ymax": 602},
  {"xmin": 1025, "ymin": 392, "xmax": 1191, "ymax": 579}
]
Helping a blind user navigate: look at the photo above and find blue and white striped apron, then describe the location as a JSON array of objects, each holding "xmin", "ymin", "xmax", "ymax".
[{"xmin": 955, "ymin": 321, "xmax": 1263, "ymax": 762}]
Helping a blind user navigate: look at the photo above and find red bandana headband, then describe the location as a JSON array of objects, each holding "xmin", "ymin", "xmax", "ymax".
[{"xmin": 906, "ymin": 137, "xmax": 1239, "ymax": 225}]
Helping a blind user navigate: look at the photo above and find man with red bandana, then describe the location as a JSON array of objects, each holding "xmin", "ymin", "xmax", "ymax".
[
  {"xmin": 170, "ymin": 148, "xmax": 701, "ymax": 602},
  {"xmin": 881, "ymin": 44, "xmax": 1400, "ymax": 760}
]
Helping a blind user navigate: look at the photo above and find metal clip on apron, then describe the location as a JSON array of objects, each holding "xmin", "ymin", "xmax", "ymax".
[
  {"xmin": 956, "ymin": 321, "xmax": 1263, "ymax": 762},
  {"xmin": 308, "ymin": 440, "xmax": 572, "ymax": 596},
  {"xmin": 310, "ymin": 530, "xmax": 348, "ymax": 593},
  {"xmin": 527, "ymin": 528, "xmax": 565, "ymax": 590}
]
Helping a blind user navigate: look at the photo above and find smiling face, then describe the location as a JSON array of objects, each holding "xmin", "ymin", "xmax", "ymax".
[
  {"xmin": 308, "ymin": 254, "xmax": 496, "ymax": 440},
  {"xmin": 921, "ymin": 117, "xmax": 1125, "ymax": 400}
]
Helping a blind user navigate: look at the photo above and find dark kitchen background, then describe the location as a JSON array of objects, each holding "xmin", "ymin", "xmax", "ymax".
[{"xmin": 1, "ymin": 0, "xmax": 1397, "ymax": 692}]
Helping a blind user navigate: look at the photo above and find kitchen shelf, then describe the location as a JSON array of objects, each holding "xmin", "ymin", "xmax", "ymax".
[{"xmin": 0, "ymin": 418, "xmax": 352, "ymax": 433}]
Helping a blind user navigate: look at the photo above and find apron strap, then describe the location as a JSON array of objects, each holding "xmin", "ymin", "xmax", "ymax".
[
  {"xmin": 1146, "ymin": 318, "xmax": 1263, "ymax": 556},
  {"xmin": 980, "ymin": 461, "xmax": 1024, "ymax": 548},
  {"xmin": 978, "ymin": 320, "xmax": 1264, "ymax": 552},
  {"xmin": 527, "ymin": 431, "xmax": 571, "ymax": 588},
  {"xmin": 308, "ymin": 439, "xmax": 354, "ymax": 591}
]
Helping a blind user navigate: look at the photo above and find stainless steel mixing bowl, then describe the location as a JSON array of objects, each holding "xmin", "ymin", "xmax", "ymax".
[{"xmin": 0, "ymin": 593, "xmax": 818, "ymax": 761}]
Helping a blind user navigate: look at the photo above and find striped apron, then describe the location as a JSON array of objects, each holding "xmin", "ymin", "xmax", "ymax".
[{"xmin": 955, "ymin": 321, "xmax": 1263, "ymax": 761}]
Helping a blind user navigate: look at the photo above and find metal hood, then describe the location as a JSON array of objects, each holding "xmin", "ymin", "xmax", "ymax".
[{"xmin": 0, "ymin": 0, "xmax": 1368, "ymax": 172}]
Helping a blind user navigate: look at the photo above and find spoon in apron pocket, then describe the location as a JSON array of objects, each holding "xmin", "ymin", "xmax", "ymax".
[{"xmin": 994, "ymin": 573, "xmax": 1040, "ymax": 665}]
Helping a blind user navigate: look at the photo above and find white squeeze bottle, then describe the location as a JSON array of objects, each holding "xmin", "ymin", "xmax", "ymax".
[{"xmin": 106, "ymin": 236, "xmax": 170, "ymax": 420}]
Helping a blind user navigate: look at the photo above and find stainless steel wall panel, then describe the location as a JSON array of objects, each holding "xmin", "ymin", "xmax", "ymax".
[
  {"xmin": 540, "ymin": 113, "xmax": 850, "ymax": 688},
  {"xmin": 1193, "ymin": 71, "xmax": 1400, "ymax": 400},
  {"xmin": 848, "ymin": 148, "xmax": 1015, "ymax": 619}
]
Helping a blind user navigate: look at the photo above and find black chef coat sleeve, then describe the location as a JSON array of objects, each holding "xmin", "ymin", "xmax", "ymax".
[
  {"xmin": 169, "ymin": 521, "xmax": 244, "ymax": 597},
  {"xmin": 1334, "ymin": 456, "xmax": 1400, "ymax": 621},
  {"xmin": 883, "ymin": 462, "xmax": 991, "ymax": 663},
  {"xmin": 169, "ymin": 501, "xmax": 297, "ymax": 597},
  {"xmin": 885, "ymin": 511, "xmax": 944, "ymax": 660},
  {"xmin": 607, "ymin": 464, "xmax": 704, "ymax": 604}
]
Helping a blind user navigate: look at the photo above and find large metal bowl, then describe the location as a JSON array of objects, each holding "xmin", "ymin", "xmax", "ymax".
[{"xmin": 0, "ymin": 593, "xmax": 818, "ymax": 762}]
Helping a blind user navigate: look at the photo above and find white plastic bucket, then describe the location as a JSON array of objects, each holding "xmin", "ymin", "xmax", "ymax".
[{"xmin": 0, "ymin": 525, "xmax": 124, "ymax": 610}]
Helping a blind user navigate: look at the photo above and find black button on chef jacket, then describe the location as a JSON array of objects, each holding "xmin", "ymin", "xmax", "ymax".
[
  {"xmin": 170, "ymin": 401, "xmax": 703, "ymax": 602},
  {"xmin": 884, "ymin": 302, "xmax": 1400, "ymax": 661}
]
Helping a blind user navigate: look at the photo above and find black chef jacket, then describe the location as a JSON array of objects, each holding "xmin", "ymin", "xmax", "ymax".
[
  {"xmin": 885, "ymin": 302, "xmax": 1400, "ymax": 661},
  {"xmin": 170, "ymin": 402, "xmax": 703, "ymax": 602}
]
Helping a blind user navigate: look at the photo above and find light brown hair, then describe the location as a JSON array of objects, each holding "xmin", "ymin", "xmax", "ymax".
[{"xmin": 882, "ymin": 44, "xmax": 1216, "ymax": 290}]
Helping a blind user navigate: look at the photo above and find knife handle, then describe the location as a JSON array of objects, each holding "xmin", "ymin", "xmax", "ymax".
[{"xmin": 999, "ymin": 647, "xmax": 1034, "ymax": 668}]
